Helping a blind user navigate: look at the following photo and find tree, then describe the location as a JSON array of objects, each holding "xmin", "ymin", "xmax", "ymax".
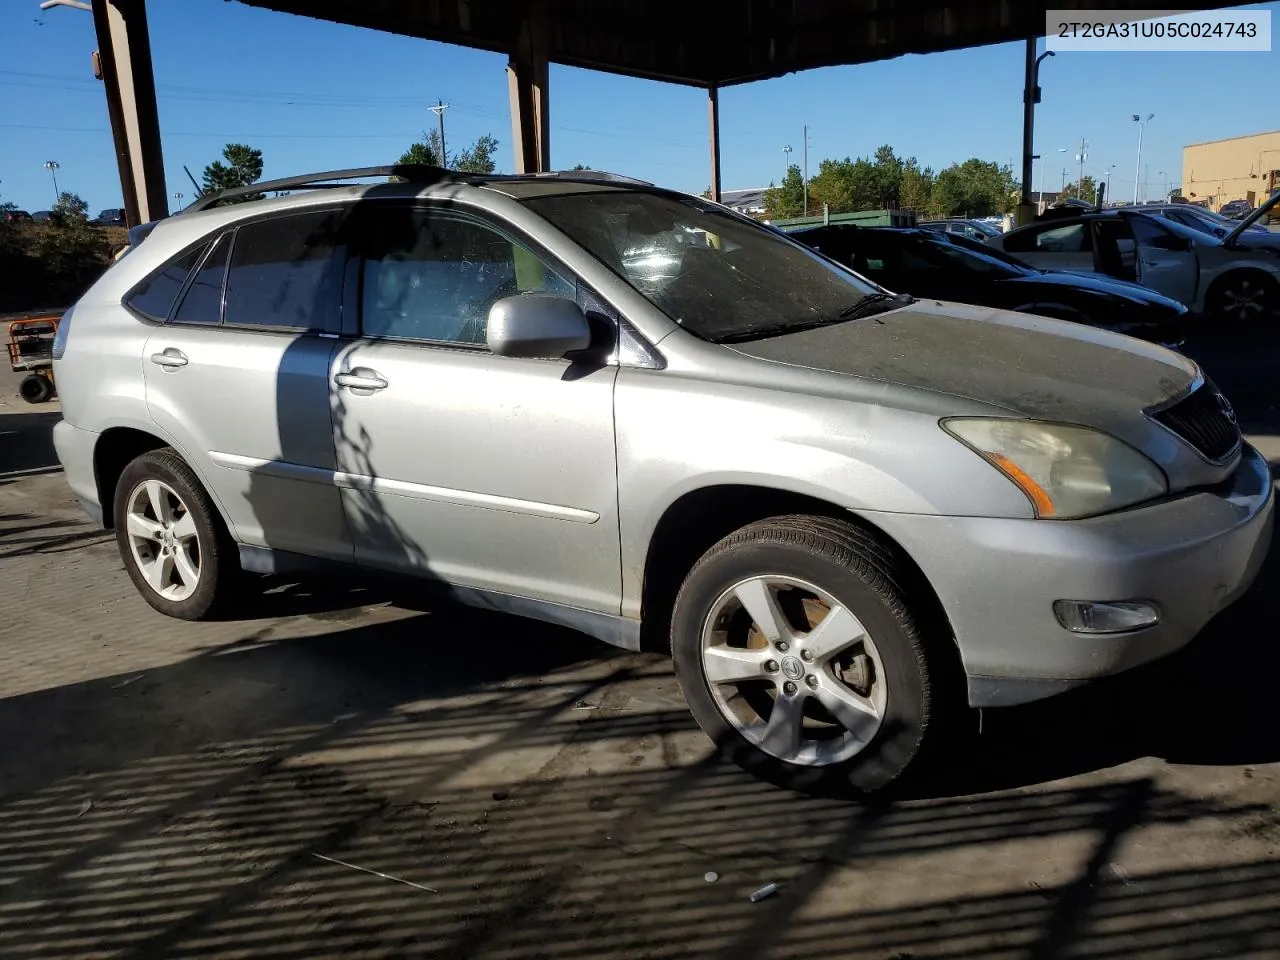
[
  {"xmin": 931, "ymin": 158, "xmax": 1019, "ymax": 218},
  {"xmin": 52, "ymin": 191, "xmax": 89, "ymax": 224},
  {"xmin": 900, "ymin": 160, "xmax": 935, "ymax": 215},
  {"xmin": 1060, "ymin": 176, "xmax": 1099, "ymax": 204},
  {"xmin": 763, "ymin": 164, "xmax": 806, "ymax": 219},
  {"xmin": 397, "ymin": 140, "xmax": 440, "ymax": 167},
  {"xmin": 454, "ymin": 134, "xmax": 498, "ymax": 174},
  {"xmin": 572, "ymin": 164, "xmax": 592, "ymax": 171},
  {"xmin": 200, "ymin": 143, "xmax": 264, "ymax": 202}
]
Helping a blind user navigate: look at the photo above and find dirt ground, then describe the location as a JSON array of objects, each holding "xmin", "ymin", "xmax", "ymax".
[{"xmin": 1, "ymin": 326, "xmax": 1278, "ymax": 959}]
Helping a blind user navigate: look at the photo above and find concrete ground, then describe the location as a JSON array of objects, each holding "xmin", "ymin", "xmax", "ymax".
[{"xmin": 1, "ymin": 327, "xmax": 1279, "ymax": 959}]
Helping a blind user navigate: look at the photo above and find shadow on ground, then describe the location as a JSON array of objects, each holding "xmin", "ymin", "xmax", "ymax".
[{"xmin": 0, "ymin": 410, "xmax": 61, "ymax": 478}]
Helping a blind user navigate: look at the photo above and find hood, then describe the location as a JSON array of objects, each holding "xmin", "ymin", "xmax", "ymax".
[
  {"xmin": 729, "ymin": 299, "xmax": 1198, "ymax": 433},
  {"xmin": 1007, "ymin": 270, "xmax": 1186, "ymax": 310},
  {"xmin": 1224, "ymin": 188, "xmax": 1280, "ymax": 245}
]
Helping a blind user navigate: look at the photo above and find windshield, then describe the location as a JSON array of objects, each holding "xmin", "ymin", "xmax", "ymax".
[{"xmin": 521, "ymin": 189, "xmax": 885, "ymax": 343}]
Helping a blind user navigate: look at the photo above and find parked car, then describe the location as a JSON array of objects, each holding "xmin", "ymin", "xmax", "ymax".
[
  {"xmin": 31, "ymin": 210, "xmax": 54, "ymax": 223},
  {"xmin": 50, "ymin": 166, "xmax": 1273, "ymax": 795},
  {"xmin": 986, "ymin": 192, "xmax": 1280, "ymax": 323},
  {"xmin": 1220, "ymin": 199, "xmax": 1253, "ymax": 218},
  {"xmin": 788, "ymin": 224, "xmax": 1190, "ymax": 345},
  {"xmin": 3, "ymin": 209, "xmax": 32, "ymax": 222},
  {"xmin": 91, "ymin": 208, "xmax": 127, "ymax": 227},
  {"xmin": 917, "ymin": 218, "xmax": 1002, "ymax": 242},
  {"xmin": 1140, "ymin": 203, "xmax": 1270, "ymax": 238}
]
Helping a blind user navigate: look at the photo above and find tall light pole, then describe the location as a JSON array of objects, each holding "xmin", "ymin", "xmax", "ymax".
[
  {"xmin": 1036, "ymin": 147, "xmax": 1066, "ymax": 205},
  {"xmin": 782, "ymin": 144, "xmax": 792, "ymax": 181},
  {"xmin": 428, "ymin": 100, "xmax": 449, "ymax": 166},
  {"xmin": 172, "ymin": 190, "xmax": 183, "ymax": 210},
  {"xmin": 1020, "ymin": 41, "xmax": 1056, "ymax": 213},
  {"xmin": 1158, "ymin": 170, "xmax": 1168, "ymax": 201},
  {"xmin": 44, "ymin": 160, "xmax": 60, "ymax": 205},
  {"xmin": 1132, "ymin": 113, "xmax": 1153, "ymax": 205}
]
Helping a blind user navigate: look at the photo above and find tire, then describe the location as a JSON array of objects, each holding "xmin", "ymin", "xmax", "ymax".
[
  {"xmin": 670, "ymin": 515, "xmax": 956, "ymax": 797},
  {"xmin": 19, "ymin": 374, "xmax": 52, "ymax": 404},
  {"xmin": 113, "ymin": 447, "xmax": 241, "ymax": 620},
  {"xmin": 1205, "ymin": 270, "xmax": 1277, "ymax": 325}
]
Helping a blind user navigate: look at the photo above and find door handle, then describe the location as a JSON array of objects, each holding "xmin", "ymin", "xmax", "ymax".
[
  {"xmin": 334, "ymin": 369, "xmax": 388, "ymax": 391},
  {"xmin": 150, "ymin": 349, "xmax": 188, "ymax": 368}
]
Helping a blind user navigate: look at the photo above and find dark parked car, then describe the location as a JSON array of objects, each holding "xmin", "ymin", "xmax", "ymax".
[
  {"xmin": 91, "ymin": 208, "xmax": 127, "ymax": 227},
  {"xmin": 789, "ymin": 224, "xmax": 1189, "ymax": 345},
  {"xmin": 3, "ymin": 209, "xmax": 32, "ymax": 223}
]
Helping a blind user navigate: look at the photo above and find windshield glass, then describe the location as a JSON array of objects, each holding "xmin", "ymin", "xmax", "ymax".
[{"xmin": 521, "ymin": 189, "xmax": 885, "ymax": 342}]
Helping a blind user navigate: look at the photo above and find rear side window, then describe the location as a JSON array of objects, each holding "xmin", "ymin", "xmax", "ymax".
[
  {"xmin": 125, "ymin": 244, "xmax": 205, "ymax": 321},
  {"xmin": 223, "ymin": 210, "xmax": 344, "ymax": 331},
  {"xmin": 171, "ymin": 233, "xmax": 230, "ymax": 326},
  {"xmin": 1003, "ymin": 222, "xmax": 1092, "ymax": 254}
]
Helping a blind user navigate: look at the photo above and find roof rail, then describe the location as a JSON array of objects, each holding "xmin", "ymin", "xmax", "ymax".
[{"xmin": 181, "ymin": 164, "xmax": 451, "ymax": 214}]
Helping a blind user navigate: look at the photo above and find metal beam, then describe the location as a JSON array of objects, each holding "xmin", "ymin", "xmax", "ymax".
[
  {"xmin": 707, "ymin": 85, "xmax": 721, "ymax": 203},
  {"xmin": 507, "ymin": 3, "xmax": 550, "ymax": 174},
  {"xmin": 91, "ymin": 0, "xmax": 167, "ymax": 226}
]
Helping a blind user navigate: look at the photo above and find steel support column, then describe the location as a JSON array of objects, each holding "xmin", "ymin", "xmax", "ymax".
[
  {"xmin": 507, "ymin": 5, "xmax": 550, "ymax": 175},
  {"xmin": 707, "ymin": 85, "xmax": 721, "ymax": 203},
  {"xmin": 92, "ymin": 0, "xmax": 167, "ymax": 226}
]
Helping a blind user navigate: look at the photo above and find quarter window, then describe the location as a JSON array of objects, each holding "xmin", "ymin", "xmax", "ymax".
[
  {"xmin": 171, "ymin": 232, "xmax": 230, "ymax": 326},
  {"xmin": 357, "ymin": 208, "xmax": 575, "ymax": 346},
  {"xmin": 125, "ymin": 244, "xmax": 205, "ymax": 321},
  {"xmin": 223, "ymin": 210, "xmax": 345, "ymax": 331}
]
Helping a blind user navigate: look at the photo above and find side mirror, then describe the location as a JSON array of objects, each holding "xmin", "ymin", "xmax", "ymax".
[{"xmin": 487, "ymin": 294, "xmax": 593, "ymax": 359}]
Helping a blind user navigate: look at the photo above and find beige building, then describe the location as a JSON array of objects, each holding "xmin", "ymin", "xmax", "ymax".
[{"xmin": 1182, "ymin": 130, "xmax": 1280, "ymax": 212}]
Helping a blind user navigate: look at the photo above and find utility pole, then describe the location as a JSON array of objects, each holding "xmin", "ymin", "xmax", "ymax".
[
  {"xmin": 802, "ymin": 125, "xmax": 809, "ymax": 217},
  {"xmin": 1062, "ymin": 167, "xmax": 1068, "ymax": 192},
  {"xmin": 172, "ymin": 190, "xmax": 183, "ymax": 210},
  {"xmin": 44, "ymin": 160, "xmax": 60, "ymax": 204},
  {"xmin": 782, "ymin": 144, "xmax": 792, "ymax": 181},
  {"xmin": 1076, "ymin": 136, "xmax": 1088, "ymax": 200},
  {"xmin": 1132, "ymin": 113, "xmax": 1153, "ymax": 205},
  {"xmin": 429, "ymin": 99, "xmax": 449, "ymax": 166}
]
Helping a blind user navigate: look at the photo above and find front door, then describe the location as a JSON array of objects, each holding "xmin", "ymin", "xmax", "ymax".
[
  {"xmin": 142, "ymin": 208, "xmax": 354, "ymax": 561},
  {"xmin": 330, "ymin": 202, "xmax": 622, "ymax": 614}
]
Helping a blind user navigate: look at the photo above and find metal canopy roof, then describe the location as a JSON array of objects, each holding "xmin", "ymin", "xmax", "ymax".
[{"xmin": 235, "ymin": 0, "xmax": 1243, "ymax": 88}]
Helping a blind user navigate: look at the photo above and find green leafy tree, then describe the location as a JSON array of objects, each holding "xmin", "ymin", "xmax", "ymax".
[
  {"xmin": 763, "ymin": 165, "xmax": 806, "ymax": 218},
  {"xmin": 1060, "ymin": 176, "xmax": 1099, "ymax": 204},
  {"xmin": 869, "ymin": 144, "xmax": 905, "ymax": 209},
  {"xmin": 397, "ymin": 140, "xmax": 441, "ymax": 167},
  {"xmin": 454, "ymin": 134, "xmax": 499, "ymax": 174},
  {"xmin": 200, "ymin": 143, "xmax": 264, "ymax": 202},
  {"xmin": 573, "ymin": 164, "xmax": 592, "ymax": 171},
  {"xmin": 931, "ymin": 158, "xmax": 1019, "ymax": 217},
  {"xmin": 900, "ymin": 160, "xmax": 935, "ymax": 215}
]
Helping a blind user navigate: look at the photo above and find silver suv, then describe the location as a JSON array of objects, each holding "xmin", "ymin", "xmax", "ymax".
[{"xmin": 51, "ymin": 166, "xmax": 1274, "ymax": 794}]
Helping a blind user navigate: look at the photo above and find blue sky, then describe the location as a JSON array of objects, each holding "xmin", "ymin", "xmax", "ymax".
[{"xmin": 1, "ymin": 0, "xmax": 1277, "ymax": 212}]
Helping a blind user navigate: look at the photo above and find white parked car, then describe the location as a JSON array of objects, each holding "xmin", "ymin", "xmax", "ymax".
[{"xmin": 987, "ymin": 191, "xmax": 1280, "ymax": 323}]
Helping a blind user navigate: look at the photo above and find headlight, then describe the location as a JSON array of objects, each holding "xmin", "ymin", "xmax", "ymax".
[{"xmin": 942, "ymin": 418, "xmax": 1167, "ymax": 519}]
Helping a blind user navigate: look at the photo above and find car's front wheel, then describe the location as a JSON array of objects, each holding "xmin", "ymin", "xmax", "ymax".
[
  {"xmin": 113, "ymin": 448, "xmax": 240, "ymax": 620},
  {"xmin": 1206, "ymin": 270, "xmax": 1277, "ymax": 324},
  {"xmin": 670, "ymin": 515, "xmax": 954, "ymax": 796}
]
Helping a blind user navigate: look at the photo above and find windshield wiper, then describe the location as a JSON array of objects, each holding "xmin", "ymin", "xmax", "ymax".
[{"xmin": 714, "ymin": 292, "xmax": 914, "ymax": 344}]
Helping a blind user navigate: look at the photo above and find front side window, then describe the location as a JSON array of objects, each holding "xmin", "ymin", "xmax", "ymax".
[
  {"xmin": 356, "ymin": 207, "xmax": 575, "ymax": 346},
  {"xmin": 223, "ymin": 210, "xmax": 345, "ymax": 331},
  {"xmin": 522, "ymin": 190, "xmax": 887, "ymax": 343}
]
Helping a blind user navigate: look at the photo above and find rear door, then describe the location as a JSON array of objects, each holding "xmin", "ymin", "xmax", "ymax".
[
  {"xmin": 999, "ymin": 220, "xmax": 1097, "ymax": 274},
  {"xmin": 1129, "ymin": 216, "xmax": 1200, "ymax": 305},
  {"xmin": 139, "ymin": 208, "xmax": 354, "ymax": 562}
]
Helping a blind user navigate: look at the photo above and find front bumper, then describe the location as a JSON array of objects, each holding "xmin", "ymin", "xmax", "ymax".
[
  {"xmin": 862, "ymin": 441, "xmax": 1274, "ymax": 707},
  {"xmin": 51, "ymin": 419, "xmax": 103, "ymax": 527}
]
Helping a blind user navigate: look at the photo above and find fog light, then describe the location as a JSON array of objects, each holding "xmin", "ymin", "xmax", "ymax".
[{"xmin": 1053, "ymin": 600, "xmax": 1160, "ymax": 634}]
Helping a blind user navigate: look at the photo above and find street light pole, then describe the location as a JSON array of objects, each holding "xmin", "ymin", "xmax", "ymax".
[
  {"xmin": 1076, "ymin": 136, "xmax": 1089, "ymax": 200},
  {"xmin": 1132, "ymin": 113, "xmax": 1153, "ymax": 205},
  {"xmin": 44, "ymin": 160, "xmax": 60, "ymax": 204},
  {"xmin": 1020, "ymin": 41, "xmax": 1055, "ymax": 212},
  {"xmin": 782, "ymin": 144, "xmax": 792, "ymax": 181},
  {"xmin": 802, "ymin": 124, "xmax": 809, "ymax": 217}
]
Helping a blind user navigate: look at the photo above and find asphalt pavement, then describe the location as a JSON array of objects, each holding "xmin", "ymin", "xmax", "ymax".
[{"xmin": 1, "ymin": 328, "xmax": 1278, "ymax": 959}]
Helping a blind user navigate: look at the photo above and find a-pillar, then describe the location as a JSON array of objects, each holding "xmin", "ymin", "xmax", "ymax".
[{"xmin": 92, "ymin": 0, "xmax": 167, "ymax": 226}]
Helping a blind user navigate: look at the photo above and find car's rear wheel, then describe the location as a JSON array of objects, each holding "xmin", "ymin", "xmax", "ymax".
[
  {"xmin": 1206, "ymin": 270, "xmax": 1277, "ymax": 324},
  {"xmin": 670, "ymin": 515, "xmax": 953, "ymax": 796},
  {"xmin": 113, "ymin": 448, "xmax": 240, "ymax": 620}
]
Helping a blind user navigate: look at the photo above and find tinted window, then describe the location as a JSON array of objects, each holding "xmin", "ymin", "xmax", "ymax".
[
  {"xmin": 1003, "ymin": 222, "xmax": 1091, "ymax": 254},
  {"xmin": 223, "ymin": 210, "xmax": 344, "ymax": 331},
  {"xmin": 523, "ymin": 191, "xmax": 885, "ymax": 343},
  {"xmin": 126, "ymin": 244, "xmax": 204, "ymax": 321},
  {"xmin": 358, "ymin": 208, "xmax": 575, "ymax": 345},
  {"xmin": 171, "ymin": 233, "xmax": 229, "ymax": 326}
]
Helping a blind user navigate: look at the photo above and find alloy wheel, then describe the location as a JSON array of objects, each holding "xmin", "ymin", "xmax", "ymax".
[{"xmin": 125, "ymin": 478, "xmax": 202, "ymax": 601}]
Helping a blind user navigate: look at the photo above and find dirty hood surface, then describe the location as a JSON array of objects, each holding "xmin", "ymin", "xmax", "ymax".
[{"xmin": 730, "ymin": 299, "xmax": 1198, "ymax": 425}]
